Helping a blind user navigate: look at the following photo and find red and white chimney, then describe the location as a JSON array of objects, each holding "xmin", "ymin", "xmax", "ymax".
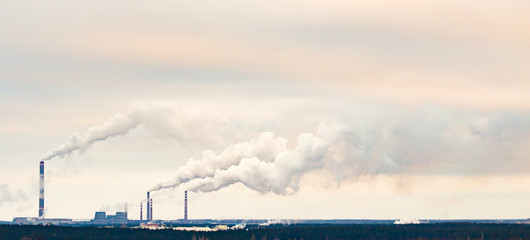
[{"xmin": 39, "ymin": 161, "xmax": 44, "ymax": 218}]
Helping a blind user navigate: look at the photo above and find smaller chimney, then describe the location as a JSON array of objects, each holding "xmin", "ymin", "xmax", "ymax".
[
  {"xmin": 184, "ymin": 191, "xmax": 188, "ymax": 223},
  {"xmin": 140, "ymin": 203, "xmax": 143, "ymax": 223}
]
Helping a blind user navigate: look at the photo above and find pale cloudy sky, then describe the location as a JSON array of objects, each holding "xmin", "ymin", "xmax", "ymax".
[{"xmin": 1, "ymin": 0, "xmax": 530, "ymax": 221}]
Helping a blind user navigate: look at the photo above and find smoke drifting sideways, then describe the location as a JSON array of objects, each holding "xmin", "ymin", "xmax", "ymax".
[
  {"xmin": 149, "ymin": 123, "xmax": 381, "ymax": 195},
  {"xmin": 149, "ymin": 112, "xmax": 530, "ymax": 195},
  {"xmin": 42, "ymin": 106, "xmax": 231, "ymax": 161},
  {"xmin": 42, "ymin": 105, "xmax": 530, "ymax": 195},
  {"xmin": 42, "ymin": 113, "xmax": 137, "ymax": 161}
]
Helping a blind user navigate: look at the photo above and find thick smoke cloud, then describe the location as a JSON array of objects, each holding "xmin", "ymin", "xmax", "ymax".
[
  {"xmin": 43, "ymin": 105, "xmax": 530, "ymax": 196},
  {"xmin": 150, "ymin": 132, "xmax": 289, "ymax": 192},
  {"xmin": 150, "ymin": 123, "xmax": 348, "ymax": 194},
  {"xmin": 183, "ymin": 132, "xmax": 330, "ymax": 194},
  {"xmin": 42, "ymin": 106, "xmax": 232, "ymax": 161},
  {"xmin": 150, "ymin": 112, "xmax": 530, "ymax": 195},
  {"xmin": 151, "ymin": 129, "xmax": 331, "ymax": 194}
]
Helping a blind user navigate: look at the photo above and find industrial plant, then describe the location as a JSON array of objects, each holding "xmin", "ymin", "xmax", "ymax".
[
  {"xmin": 12, "ymin": 161, "xmax": 165, "ymax": 227},
  {"xmin": 10, "ymin": 160, "xmax": 246, "ymax": 229},
  {"xmin": 9, "ymin": 161, "xmax": 527, "ymax": 230}
]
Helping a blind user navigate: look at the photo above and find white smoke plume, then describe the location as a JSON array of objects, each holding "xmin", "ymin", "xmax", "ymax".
[
  {"xmin": 150, "ymin": 123, "xmax": 347, "ymax": 195},
  {"xmin": 98, "ymin": 202, "xmax": 128, "ymax": 213},
  {"xmin": 43, "ymin": 105, "xmax": 530, "ymax": 195},
  {"xmin": 42, "ymin": 113, "xmax": 137, "ymax": 160},
  {"xmin": 258, "ymin": 219, "xmax": 293, "ymax": 226},
  {"xmin": 230, "ymin": 222, "xmax": 246, "ymax": 230},
  {"xmin": 150, "ymin": 132, "xmax": 289, "ymax": 191},
  {"xmin": 183, "ymin": 132, "xmax": 330, "ymax": 194},
  {"xmin": 42, "ymin": 106, "xmax": 232, "ymax": 161},
  {"xmin": 394, "ymin": 219, "xmax": 424, "ymax": 224},
  {"xmin": 149, "ymin": 112, "xmax": 530, "ymax": 195}
]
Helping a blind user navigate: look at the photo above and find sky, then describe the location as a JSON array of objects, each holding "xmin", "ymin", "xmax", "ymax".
[{"xmin": 1, "ymin": 0, "xmax": 530, "ymax": 221}]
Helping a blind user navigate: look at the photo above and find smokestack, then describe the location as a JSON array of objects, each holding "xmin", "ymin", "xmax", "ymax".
[
  {"xmin": 140, "ymin": 203, "xmax": 143, "ymax": 223},
  {"xmin": 146, "ymin": 192, "xmax": 150, "ymax": 222},
  {"xmin": 150, "ymin": 198, "xmax": 153, "ymax": 221},
  {"xmin": 39, "ymin": 161, "xmax": 44, "ymax": 218},
  {"xmin": 184, "ymin": 191, "xmax": 188, "ymax": 223}
]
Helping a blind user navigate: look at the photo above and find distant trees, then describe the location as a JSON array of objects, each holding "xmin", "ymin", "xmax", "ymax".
[{"xmin": 0, "ymin": 223, "xmax": 529, "ymax": 240}]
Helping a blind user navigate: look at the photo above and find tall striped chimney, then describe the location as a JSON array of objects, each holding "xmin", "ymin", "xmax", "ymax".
[
  {"xmin": 146, "ymin": 192, "xmax": 150, "ymax": 222},
  {"xmin": 39, "ymin": 161, "xmax": 44, "ymax": 218},
  {"xmin": 184, "ymin": 191, "xmax": 188, "ymax": 223}
]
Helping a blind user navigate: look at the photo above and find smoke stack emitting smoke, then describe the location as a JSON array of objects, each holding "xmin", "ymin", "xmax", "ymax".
[
  {"xmin": 42, "ymin": 113, "xmax": 137, "ymax": 161},
  {"xmin": 50, "ymin": 108, "xmax": 489, "ymax": 197},
  {"xmin": 39, "ymin": 106, "xmax": 530, "ymax": 207},
  {"xmin": 41, "ymin": 106, "xmax": 230, "ymax": 161},
  {"xmin": 42, "ymin": 107, "xmax": 414, "ymax": 196},
  {"xmin": 149, "ymin": 129, "xmax": 335, "ymax": 195}
]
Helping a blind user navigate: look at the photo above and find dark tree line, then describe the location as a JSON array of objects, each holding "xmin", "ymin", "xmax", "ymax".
[{"xmin": 1, "ymin": 223, "xmax": 529, "ymax": 240}]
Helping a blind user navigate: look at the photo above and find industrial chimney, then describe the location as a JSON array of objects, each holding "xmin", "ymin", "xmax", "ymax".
[
  {"xmin": 184, "ymin": 191, "xmax": 188, "ymax": 223},
  {"xmin": 146, "ymin": 192, "xmax": 150, "ymax": 222},
  {"xmin": 140, "ymin": 203, "xmax": 143, "ymax": 223},
  {"xmin": 39, "ymin": 161, "xmax": 44, "ymax": 218},
  {"xmin": 150, "ymin": 198, "xmax": 153, "ymax": 221}
]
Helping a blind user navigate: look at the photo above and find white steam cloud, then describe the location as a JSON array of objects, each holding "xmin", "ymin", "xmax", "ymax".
[
  {"xmin": 43, "ymin": 106, "xmax": 530, "ymax": 196},
  {"xmin": 42, "ymin": 113, "xmax": 137, "ymax": 160},
  {"xmin": 149, "ymin": 111, "xmax": 530, "ymax": 195},
  {"xmin": 182, "ymin": 132, "xmax": 329, "ymax": 195},
  {"xmin": 150, "ymin": 123, "xmax": 360, "ymax": 195},
  {"xmin": 150, "ymin": 131, "xmax": 289, "ymax": 192},
  {"xmin": 42, "ymin": 106, "xmax": 232, "ymax": 161},
  {"xmin": 394, "ymin": 219, "xmax": 424, "ymax": 224}
]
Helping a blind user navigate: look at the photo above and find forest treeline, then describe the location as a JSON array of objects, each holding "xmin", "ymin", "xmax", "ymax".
[{"xmin": 1, "ymin": 223, "xmax": 529, "ymax": 240}]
